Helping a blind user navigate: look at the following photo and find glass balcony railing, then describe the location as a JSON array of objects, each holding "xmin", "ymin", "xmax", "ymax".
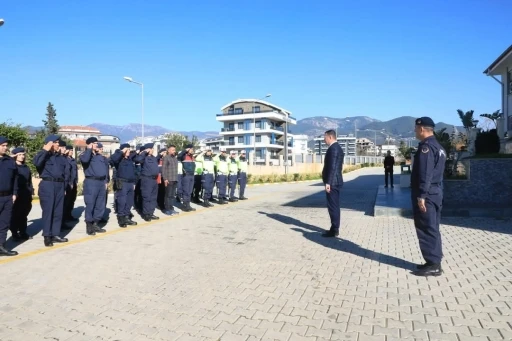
[{"xmin": 221, "ymin": 127, "xmax": 236, "ymax": 132}]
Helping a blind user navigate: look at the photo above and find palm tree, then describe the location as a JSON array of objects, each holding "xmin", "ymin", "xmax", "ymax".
[
  {"xmin": 479, "ymin": 110, "xmax": 502, "ymax": 129},
  {"xmin": 456, "ymin": 109, "xmax": 478, "ymax": 145}
]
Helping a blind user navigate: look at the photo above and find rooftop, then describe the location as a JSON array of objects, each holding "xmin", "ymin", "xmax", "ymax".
[{"xmin": 60, "ymin": 125, "xmax": 101, "ymax": 133}]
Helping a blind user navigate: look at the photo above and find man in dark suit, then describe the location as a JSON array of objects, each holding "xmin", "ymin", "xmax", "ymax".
[
  {"xmin": 321, "ymin": 129, "xmax": 344, "ymax": 238},
  {"xmin": 384, "ymin": 150, "xmax": 395, "ymax": 188}
]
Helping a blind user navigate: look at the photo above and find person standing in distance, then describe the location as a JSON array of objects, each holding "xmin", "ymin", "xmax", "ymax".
[
  {"xmin": 321, "ymin": 130, "xmax": 344, "ymax": 238},
  {"xmin": 411, "ymin": 117, "xmax": 446, "ymax": 277},
  {"xmin": 0, "ymin": 137, "xmax": 19, "ymax": 256},
  {"xmin": 10, "ymin": 147, "xmax": 33, "ymax": 241},
  {"xmin": 384, "ymin": 150, "xmax": 395, "ymax": 188}
]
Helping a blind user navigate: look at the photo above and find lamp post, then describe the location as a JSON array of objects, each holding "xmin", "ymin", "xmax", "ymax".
[
  {"xmin": 123, "ymin": 76, "xmax": 144, "ymax": 140},
  {"xmin": 253, "ymin": 94, "xmax": 271, "ymax": 165},
  {"xmin": 0, "ymin": 19, "xmax": 5, "ymax": 27}
]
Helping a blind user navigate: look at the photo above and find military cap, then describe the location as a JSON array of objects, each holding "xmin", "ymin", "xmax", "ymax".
[
  {"xmin": 58, "ymin": 140, "xmax": 67, "ymax": 147},
  {"xmin": 11, "ymin": 147, "xmax": 25, "ymax": 154},
  {"xmin": 85, "ymin": 137, "xmax": 98, "ymax": 145},
  {"xmin": 120, "ymin": 143, "xmax": 130, "ymax": 150},
  {"xmin": 96, "ymin": 142, "xmax": 103, "ymax": 148},
  {"xmin": 66, "ymin": 145, "xmax": 73, "ymax": 150},
  {"xmin": 185, "ymin": 144, "xmax": 193, "ymax": 149},
  {"xmin": 0, "ymin": 136, "xmax": 8, "ymax": 145},
  {"xmin": 144, "ymin": 143, "xmax": 154, "ymax": 149},
  {"xmin": 44, "ymin": 134, "xmax": 60, "ymax": 144},
  {"xmin": 159, "ymin": 148, "xmax": 167, "ymax": 153},
  {"xmin": 139, "ymin": 146, "xmax": 146, "ymax": 152},
  {"xmin": 415, "ymin": 117, "xmax": 435, "ymax": 128}
]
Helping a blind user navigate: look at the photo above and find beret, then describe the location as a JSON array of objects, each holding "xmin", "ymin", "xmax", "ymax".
[
  {"xmin": 96, "ymin": 142, "xmax": 103, "ymax": 148},
  {"xmin": 86, "ymin": 137, "xmax": 98, "ymax": 144},
  {"xmin": 144, "ymin": 143, "xmax": 154, "ymax": 149},
  {"xmin": 415, "ymin": 117, "xmax": 435, "ymax": 128},
  {"xmin": 120, "ymin": 143, "xmax": 130, "ymax": 149},
  {"xmin": 44, "ymin": 134, "xmax": 60, "ymax": 144},
  {"xmin": 66, "ymin": 145, "xmax": 73, "ymax": 150},
  {"xmin": 11, "ymin": 147, "xmax": 25, "ymax": 154},
  {"xmin": 0, "ymin": 136, "xmax": 8, "ymax": 145},
  {"xmin": 185, "ymin": 144, "xmax": 193, "ymax": 149},
  {"xmin": 139, "ymin": 146, "xmax": 146, "ymax": 152},
  {"xmin": 58, "ymin": 140, "xmax": 67, "ymax": 147}
]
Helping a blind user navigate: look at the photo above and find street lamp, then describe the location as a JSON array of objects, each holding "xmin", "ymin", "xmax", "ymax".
[
  {"xmin": 123, "ymin": 76, "xmax": 145, "ymax": 140},
  {"xmin": 253, "ymin": 94, "xmax": 271, "ymax": 165},
  {"xmin": 0, "ymin": 19, "xmax": 5, "ymax": 27}
]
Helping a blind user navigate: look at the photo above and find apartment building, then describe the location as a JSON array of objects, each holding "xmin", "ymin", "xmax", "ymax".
[
  {"xmin": 59, "ymin": 125, "xmax": 101, "ymax": 140},
  {"xmin": 314, "ymin": 134, "xmax": 356, "ymax": 156},
  {"xmin": 217, "ymin": 99, "xmax": 297, "ymax": 162}
]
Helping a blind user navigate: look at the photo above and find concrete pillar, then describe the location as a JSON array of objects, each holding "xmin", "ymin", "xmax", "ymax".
[
  {"xmin": 279, "ymin": 155, "xmax": 284, "ymax": 166},
  {"xmin": 302, "ymin": 153, "xmax": 307, "ymax": 163},
  {"xmin": 265, "ymin": 152, "xmax": 270, "ymax": 166},
  {"xmin": 291, "ymin": 153, "xmax": 295, "ymax": 166}
]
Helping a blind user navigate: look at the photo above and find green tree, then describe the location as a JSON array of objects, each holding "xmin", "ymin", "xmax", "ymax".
[
  {"xmin": 0, "ymin": 121, "xmax": 29, "ymax": 147},
  {"xmin": 164, "ymin": 133, "xmax": 188, "ymax": 151},
  {"xmin": 25, "ymin": 130, "xmax": 46, "ymax": 174},
  {"xmin": 434, "ymin": 128, "xmax": 452, "ymax": 155},
  {"xmin": 43, "ymin": 102, "xmax": 60, "ymax": 134},
  {"xmin": 398, "ymin": 140, "xmax": 409, "ymax": 159},
  {"xmin": 456, "ymin": 109, "xmax": 478, "ymax": 145},
  {"xmin": 479, "ymin": 110, "xmax": 502, "ymax": 129}
]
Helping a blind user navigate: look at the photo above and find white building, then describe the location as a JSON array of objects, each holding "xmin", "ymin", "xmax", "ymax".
[
  {"xmin": 202, "ymin": 136, "xmax": 225, "ymax": 153},
  {"xmin": 97, "ymin": 135, "xmax": 121, "ymax": 155},
  {"xmin": 291, "ymin": 134, "xmax": 309, "ymax": 155},
  {"xmin": 314, "ymin": 134, "xmax": 356, "ymax": 156},
  {"xmin": 379, "ymin": 144, "xmax": 399, "ymax": 157},
  {"xmin": 217, "ymin": 99, "xmax": 297, "ymax": 163},
  {"xmin": 59, "ymin": 125, "xmax": 101, "ymax": 140},
  {"xmin": 483, "ymin": 44, "xmax": 512, "ymax": 153}
]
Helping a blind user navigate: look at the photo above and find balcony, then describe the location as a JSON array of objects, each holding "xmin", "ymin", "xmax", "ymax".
[
  {"xmin": 216, "ymin": 110, "xmax": 297, "ymax": 125},
  {"xmin": 221, "ymin": 127, "xmax": 236, "ymax": 132}
]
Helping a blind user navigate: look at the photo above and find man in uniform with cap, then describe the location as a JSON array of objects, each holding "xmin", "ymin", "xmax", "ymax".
[
  {"xmin": 33, "ymin": 134, "xmax": 70, "ymax": 247},
  {"xmin": 177, "ymin": 144, "xmax": 196, "ymax": 212},
  {"xmin": 134, "ymin": 145, "xmax": 145, "ymax": 213},
  {"xmin": 227, "ymin": 151, "xmax": 239, "ymax": 202},
  {"xmin": 134, "ymin": 143, "xmax": 160, "ymax": 221},
  {"xmin": 237, "ymin": 150, "xmax": 249, "ymax": 200},
  {"xmin": 213, "ymin": 148, "xmax": 229, "ymax": 205},
  {"xmin": 63, "ymin": 145, "xmax": 78, "ymax": 223},
  {"xmin": 0, "ymin": 137, "xmax": 19, "ymax": 256},
  {"xmin": 111, "ymin": 143, "xmax": 138, "ymax": 227},
  {"xmin": 157, "ymin": 148, "xmax": 167, "ymax": 211},
  {"xmin": 411, "ymin": 116, "xmax": 446, "ymax": 277},
  {"xmin": 79, "ymin": 137, "xmax": 108, "ymax": 235},
  {"xmin": 96, "ymin": 142, "xmax": 111, "ymax": 221},
  {"xmin": 195, "ymin": 149, "xmax": 215, "ymax": 207},
  {"xmin": 9, "ymin": 147, "xmax": 33, "ymax": 242}
]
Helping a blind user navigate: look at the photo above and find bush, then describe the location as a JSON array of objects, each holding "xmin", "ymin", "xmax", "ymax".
[{"xmin": 475, "ymin": 129, "xmax": 500, "ymax": 154}]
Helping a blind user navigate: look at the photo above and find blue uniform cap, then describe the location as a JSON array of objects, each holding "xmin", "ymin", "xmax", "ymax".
[
  {"xmin": 415, "ymin": 117, "xmax": 435, "ymax": 128},
  {"xmin": 11, "ymin": 147, "xmax": 25, "ymax": 154},
  {"xmin": 58, "ymin": 140, "xmax": 67, "ymax": 147},
  {"xmin": 0, "ymin": 136, "xmax": 8, "ymax": 145},
  {"xmin": 66, "ymin": 145, "xmax": 73, "ymax": 150},
  {"xmin": 97, "ymin": 142, "xmax": 103, "ymax": 148},
  {"xmin": 86, "ymin": 137, "xmax": 98, "ymax": 145},
  {"xmin": 139, "ymin": 146, "xmax": 145, "ymax": 152},
  {"xmin": 44, "ymin": 134, "xmax": 60, "ymax": 144},
  {"xmin": 144, "ymin": 143, "xmax": 154, "ymax": 149},
  {"xmin": 120, "ymin": 143, "xmax": 130, "ymax": 149}
]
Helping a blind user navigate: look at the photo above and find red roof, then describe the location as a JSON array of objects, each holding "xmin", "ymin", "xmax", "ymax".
[{"xmin": 73, "ymin": 139, "xmax": 87, "ymax": 147}]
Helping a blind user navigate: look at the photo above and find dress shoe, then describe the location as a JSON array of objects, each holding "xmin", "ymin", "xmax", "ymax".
[
  {"xmin": 93, "ymin": 223, "xmax": 106, "ymax": 233},
  {"xmin": 149, "ymin": 214, "xmax": 159, "ymax": 220},
  {"xmin": 117, "ymin": 216, "xmax": 127, "ymax": 228},
  {"xmin": 228, "ymin": 198, "xmax": 238, "ymax": 202},
  {"xmin": 412, "ymin": 264, "xmax": 443, "ymax": 277},
  {"xmin": 416, "ymin": 262, "xmax": 435, "ymax": 270},
  {"xmin": 44, "ymin": 236, "xmax": 54, "ymax": 247},
  {"xmin": 0, "ymin": 246, "xmax": 18, "ymax": 256},
  {"xmin": 124, "ymin": 216, "xmax": 137, "ymax": 225},
  {"xmin": 143, "ymin": 215, "xmax": 152, "ymax": 222},
  {"xmin": 86, "ymin": 222, "xmax": 96, "ymax": 236},
  {"xmin": 321, "ymin": 230, "xmax": 339, "ymax": 238},
  {"xmin": 239, "ymin": 196, "xmax": 248, "ymax": 200},
  {"xmin": 218, "ymin": 199, "xmax": 227, "ymax": 205},
  {"xmin": 51, "ymin": 236, "xmax": 68, "ymax": 243}
]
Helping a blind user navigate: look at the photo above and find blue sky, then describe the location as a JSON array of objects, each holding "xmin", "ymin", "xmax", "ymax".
[{"xmin": 0, "ymin": 0, "xmax": 510, "ymax": 131}]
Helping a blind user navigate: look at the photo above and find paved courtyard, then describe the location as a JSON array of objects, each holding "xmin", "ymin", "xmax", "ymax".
[{"xmin": 1, "ymin": 167, "xmax": 511, "ymax": 341}]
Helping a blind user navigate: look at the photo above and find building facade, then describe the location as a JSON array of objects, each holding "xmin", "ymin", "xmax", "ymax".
[
  {"xmin": 314, "ymin": 134, "xmax": 356, "ymax": 156},
  {"xmin": 97, "ymin": 135, "xmax": 121, "ymax": 155},
  {"xmin": 217, "ymin": 99, "xmax": 297, "ymax": 163},
  {"xmin": 291, "ymin": 134, "xmax": 309, "ymax": 155},
  {"xmin": 59, "ymin": 126, "xmax": 101, "ymax": 140}
]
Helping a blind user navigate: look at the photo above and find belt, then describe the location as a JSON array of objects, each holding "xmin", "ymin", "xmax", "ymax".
[
  {"xmin": 118, "ymin": 178, "xmax": 135, "ymax": 183},
  {"xmin": 141, "ymin": 175, "xmax": 158, "ymax": 179},
  {"xmin": 0, "ymin": 191, "xmax": 13, "ymax": 197},
  {"xmin": 42, "ymin": 177, "xmax": 64, "ymax": 182},
  {"xmin": 86, "ymin": 176, "xmax": 106, "ymax": 181}
]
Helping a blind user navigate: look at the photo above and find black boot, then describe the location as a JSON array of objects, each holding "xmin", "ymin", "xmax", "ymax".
[
  {"xmin": 176, "ymin": 196, "xmax": 181, "ymax": 203},
  {"xmin": 44, "ymin": 236, "xmax": 54, "ymax": 247},
  {"xmin": 0, "ymin": 245, "xmax": 18, "ymax": 256},
  {"xmin": 93, "ymin": 222, "xmax": 106, "ymax": 233},
  {"xmin": 143, "ymin": 215, "xmax": 151, "ymax": 222},
  {"xmin": 117, "ymin": 216, "xmax": 127, "ymax": 228},
  {"xmin": 203, "ymin": 199, "xmax": 213, "ymax": 207},
  {"xmin": 218, "ymin": 198, "xmax": 227, "ymax": 205},
  {"xmin": 86, "ymin": 222, "xmax": 96, "ymax": 236},
  {"xmin": 124, "ymin": 216, "xmax": 137, "ymax": 225},
  {"xmin": 52, "ymin": 236, "xmax": 68, "ymax": 243}
]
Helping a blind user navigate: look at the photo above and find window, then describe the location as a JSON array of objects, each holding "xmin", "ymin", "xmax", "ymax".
[
  {"xmin": 228, "ymin": 123, "xmax": 234, "ymax": 130},
  {"xmin": 256, "ymin": 135, "xmax": 261, "ymax": 143},
  {"xmin": 228, "ymin": 137, "xmax": 235, "ymax": 145},
  {"xmin": 228, "ymin": 108, "xmax": 234, "ymax": 115},
  {"xmin": 238, "ymin": 136, "xmax": 244, "ymax": 144},
  {"xmin": 255, "ymin": 121, "xmax": 262, "ymax": 129},
  {"xmin": 256, "ymin": 149, "xmax": 263, "ymax": 158},
  {"xmin": 252, "ymin": 106, "xmax": 260, "ymax": 113},
  {"xmin": 237, "ymin": 122, "xmax": 243, "ymax": 130},
  {"xmin": 234, "ymin": 108, "xmax": 243, "ymax": 114}
]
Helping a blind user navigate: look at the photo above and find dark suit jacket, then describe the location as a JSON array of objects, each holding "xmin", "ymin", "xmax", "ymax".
[{"xmin": 322, "ymin": 142, "xmax": 344, "ymax": 186}]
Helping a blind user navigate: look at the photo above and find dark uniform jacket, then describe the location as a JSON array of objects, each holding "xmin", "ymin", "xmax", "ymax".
[{"xmin": 411, "ymin": 136, "xmax": 446, "ymax": 200}]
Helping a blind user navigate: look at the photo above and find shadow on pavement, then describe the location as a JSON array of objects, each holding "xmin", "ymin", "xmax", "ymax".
[
  {"xmin": 284, "ymin": 174, "xmax": 399, "ymax": 216},
  {"xmin": 259, "ymin": 212, "xmax": 417, "ymax": 271}
]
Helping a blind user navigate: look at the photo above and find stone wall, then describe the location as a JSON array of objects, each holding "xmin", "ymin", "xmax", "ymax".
[{"xmin": 444, "ymin": 159, "xmax": 512, "ymax": 208}]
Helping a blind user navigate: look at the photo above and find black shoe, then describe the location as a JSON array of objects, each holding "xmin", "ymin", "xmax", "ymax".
[
  {"xmin": 229, "ymin": 198, "xmax": 238, "ymax": 202},
  {"xmin": 203, "ymin": 200, "xmax": 214, "ymax": 207},
  {"xmin": 117, "ymin": 216, "xmax": 127, "ymax": 228},
  {"xmin": 124, "ymin": 216, "xmax": 137, "ymax": 225},
  {"xmin": 416, "ymin": 262, "xmax": 435, "ymax": 270},
  {"xmin": 44, "ymin": 236, "xmax": 54, "ymax": 247},
  {"xmin": 176, "ymin": 196, "xmax": 181, "ymax": 203},
  {"xmin": 19, "ymin": 233, "xmax": 32, "ymax": 240},
  {"xmin": 239, "ymin": 196, "xmax": 248, "ymax": 200},
  {"xmin": 218, "ymin": 199, "xmax": 227, "ymax": 205},
  {"xmin": 51, "ymin": 236, "xmax": 68, "ymax": 243},
  {"xmin": 143, "ymin": 215, "xmax": 152, "ymax": 222},
  {"xmin": 11, "ymin": 232, "xmax": 22, "ymax": 241},
  {"xmin": 187, "ymin": 204, "xmax": 196, "ymax": 211},
  {"xmin": 0, "ymin": 245, "xmax": 18, "ymax": 256},
  {"xmin": 149, "ymin": 214, "xmax": 159, "ymax": 220},
  {"xmin": 99, "ymin": 218, "xmax": 108, "ymax": 224},
  {"xmin": 93, "ymin": 223, "xmax": 106, "ymax": 233},
  {"xmin": 412, "ymin": 264, "xmax": 443, "ymax": 277},
  {"xmin": 321, "ymin": 230, "xmax": 339, "ymax": 238}
]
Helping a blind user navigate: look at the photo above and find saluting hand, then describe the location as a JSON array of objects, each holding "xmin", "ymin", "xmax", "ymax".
[
  {"xmin": 43, "ymin": 141, "xmax": 53, "ymax": 151},
  {"xmin": 417, "ymin": 198, "xmax": 427, "ymax": 213}
]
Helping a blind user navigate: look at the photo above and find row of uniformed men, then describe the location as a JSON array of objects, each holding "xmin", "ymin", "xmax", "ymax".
[{"xmin": 0, "ymin": 134, "xmax": 249, "ymax": 256}]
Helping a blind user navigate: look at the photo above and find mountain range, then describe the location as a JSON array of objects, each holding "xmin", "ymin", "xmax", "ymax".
[{"xmin": 25, "ymin": 116, "xmax": 463, "ymax": 145}]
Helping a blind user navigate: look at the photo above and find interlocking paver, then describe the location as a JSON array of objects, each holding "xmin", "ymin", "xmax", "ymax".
[{"xmin": 0, "ymin": 167, "xmax": 510, "ymax": 341}]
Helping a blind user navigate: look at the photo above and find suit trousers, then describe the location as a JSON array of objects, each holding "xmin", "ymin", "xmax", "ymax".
[{"xmin": 326, "ymin": 184, "xmax": 342, "ymax": 233}]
